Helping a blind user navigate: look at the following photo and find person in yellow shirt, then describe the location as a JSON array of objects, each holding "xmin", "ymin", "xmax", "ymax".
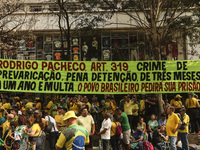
[
  {"xmin": 54, "ymin": 107, "xmax": 64, "ymax": 131},
  {"xmin": 45, "ymin": 97, "xmax": 53, "ymax": 115},
  {"xmin": 60, "ymin": 108, "xmax": 67, "ymax": 131},
  {"xmin": 123, "ymin": 96, "xmax": 134, "ymax": 130},
  {"xmin": 76, "ymin": 106, "xmax": 95, "ymax": 150},
  {"xmin": 172, "ymin": 94, "xmax": 183, "ymax": 113},
  {"xmin": 26, "ymin": 112, "xmax": 43, "ymax": 150},
  {"xmin": 13, "ymin": 96, "xmax": 21, "ymax": 110},
  {"xmin": 2, "ymin": 114, "xmax": 14, "ymax": 138},
  {"xmin": 185, "ymin": 92, "xmax": 199, "ymax": 133},
  {"xmin": 110, "ymin": 114, "xmax": 121, "ymax": 150},
  {"xmin": 56, "ymin": 111, "xmax": 89, "ymax": 150},
  {"xmin": 68, "ymin": 97, "xmax": 81, "ymax": 114},
  {"xmin": 21, "ymin": 102, "xmax": 26, "ymax": 115},
  {"xmin": 170, "ymin": 96, "xmax": 176, "ymax": 106},
  {"xmin": 111, "ymin": 97, "xmax": 117, "ymax": 111},
  {"xmin": 82, "ymin": 96, "xmax": 91, "ymax": 112},
  {"xmin": 139, "ymin": 95, "xmax": 146, "ymax": 119},
  {"xmin": 105, "ymin": 96, "xmax": 115, "ymax": 114},
  {"xmin": 178, "ymin": 108, "xmax": 190, "ymax": 150},
  {"xmin": 35, "ymin": 97, "xmax": 42, "ymax": 111},
  {"xmin": 25, "ymin": 100, "xmax": 34, "ymax": 111},
  {"xmin": 0, "ymin": 98, "xmax": 12, "ymax": 117},
  {"xmin": 166, "ymin": 106, "xmax": 180, "ymax": 150}
]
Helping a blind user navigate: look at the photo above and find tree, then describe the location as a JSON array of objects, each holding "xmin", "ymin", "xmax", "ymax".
[
  {"xmin": 83, "ymin": 0, "xmax": 200, "ymax": 115},
  {"xmin": 0, "ymin": 0, "xmax": 35, "ymax": 56},
  {"xmin": 51, "ymin": 0, "xmax": 110, "ymax": 60}
]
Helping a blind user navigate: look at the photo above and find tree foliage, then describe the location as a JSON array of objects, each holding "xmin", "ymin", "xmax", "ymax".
[
  {"xmin": 83, "ymin": 0, "xmax": 200, "ymax": 60},
  {"xmin": 0, "ymin": 0, "xmax": 35, "ymax": 52}
]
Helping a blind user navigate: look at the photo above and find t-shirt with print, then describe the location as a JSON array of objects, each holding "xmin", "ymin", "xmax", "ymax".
[
  {"xmin": 105, "ymin": 101, "xmax": 115, "ymax": 114},
  {"xmin": 27, "ymin": 40, "xmax": 34, "ymax": 48},
  {"xmin": 100, "ymin": 118, "xmax": 111, "ymax": 140},
  {"xmin": 55, "ymin": 52, "xmax": 61, "ymax": 60},
  {"xmin": 56, "ymin": 124, "xmax": 89, "ymax": 150},
  {"xmin": 55, "ymin": 114, "xmax": 63, "ymax": 131},
  {"xmin": 73, "ymin": 47, "xmax": 79, "ymax": 53},
  {"xmin": 120, "ymin": 112, "xmax": 130, "ymax": 132},
  {"xmin": 76, "ymin": 115, "xmax": 94, "ymax": 134},
  {"xmin": 45, "ymin": 115, "xmax": 58, "ymax": 132},
  {"xmin": 178, "ymin": 113, "xmax": 190, "ymax": 133},
  {"xmin": 46, "ymin": 55, "xmax": 52, "ymax": 61}
]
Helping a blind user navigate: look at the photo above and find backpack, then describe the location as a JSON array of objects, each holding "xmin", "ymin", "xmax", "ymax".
[
  {"xmin": 112, "ymin": 122, "xmax": 122, "ymax": 136},
  {"xmin": 143, "ymin": 141, "xmax": 154, "ymax": 150},
  {"xmin": 45, "ymin": 116, "xmax": 55, "ymax": 133},
  {"xmin": 189, "ymin": 145, "xmax": 197, "ymax": 150},
  {"xmin": 115, "ymin": 122, "xmax": 122, "ymax": 136}
]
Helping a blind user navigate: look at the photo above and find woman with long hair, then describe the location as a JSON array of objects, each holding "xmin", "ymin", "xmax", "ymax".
[{"xmin": 25, "ymin": 112, "xmax": 43, "ymax": 150}]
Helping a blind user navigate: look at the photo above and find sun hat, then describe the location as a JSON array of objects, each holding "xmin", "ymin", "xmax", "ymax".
[{"xmin": 62, "ymin": 111, "xmax": 78, "ymax": 121}]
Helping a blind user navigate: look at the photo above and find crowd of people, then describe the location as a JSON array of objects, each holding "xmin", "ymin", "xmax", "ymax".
[{"xmin": 0, "ymin": 93, "xmax": 198, "ymax": 150}]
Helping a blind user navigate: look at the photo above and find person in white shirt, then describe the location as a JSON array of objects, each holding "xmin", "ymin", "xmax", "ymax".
[
  {"xmin": 98, "ymin": 112, "xmax": 112, "ymax": 150},
  {"xmin": 44, "ymin": 112, "xmax": 59, "ymax": 150}
]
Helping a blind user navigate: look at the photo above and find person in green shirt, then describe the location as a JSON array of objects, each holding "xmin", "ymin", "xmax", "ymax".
[
  {"xmin": 115, "ymin": 108, "xmax": 131, "ymax": 150},
  {"xmin": 148, "ymin": 114, "xmax": 158, "ymax": 142},
  {"xmin": 60, "ymin": 98, "xmax": 68, "ymax": 110},
  {"xmin": 148, "ymin": 114, "xmax": 158, "ymax": 132}
]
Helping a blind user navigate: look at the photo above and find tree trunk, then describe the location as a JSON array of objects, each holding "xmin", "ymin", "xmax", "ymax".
[{"xmin": 153, "ymin": 45, "xmax": 163, "ymax": 118}]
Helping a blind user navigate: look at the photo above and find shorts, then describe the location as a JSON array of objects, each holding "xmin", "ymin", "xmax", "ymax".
[
  {"xmin": 121, "ymin": 129, "xmax": 131, "ymax": 145},
  {"xmin": 85, "ymin": 136, "xmax": 93, "ymax": 149},
  {"xmin": 49, "ymin": 132, "xmax": 60, "ymax": 148}
]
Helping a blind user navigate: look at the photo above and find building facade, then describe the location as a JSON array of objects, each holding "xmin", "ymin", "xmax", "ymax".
[{"xmin": 1, "ymin": 0, "xmax": 188, "ymax": 62}]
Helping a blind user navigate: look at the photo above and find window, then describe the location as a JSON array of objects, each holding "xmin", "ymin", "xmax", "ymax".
[
  {"xmin": 49, "ymin": 4, "xmax": 59, "ymax": 11},
  {"xmin": 29, "ymin": 6, "xmax": 43, "ymax": 12}
]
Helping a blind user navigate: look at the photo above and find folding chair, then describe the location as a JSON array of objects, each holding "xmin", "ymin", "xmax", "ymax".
[{"xmin": 161, "ymin": 142, "xmax": 171, "ymax": 150}]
